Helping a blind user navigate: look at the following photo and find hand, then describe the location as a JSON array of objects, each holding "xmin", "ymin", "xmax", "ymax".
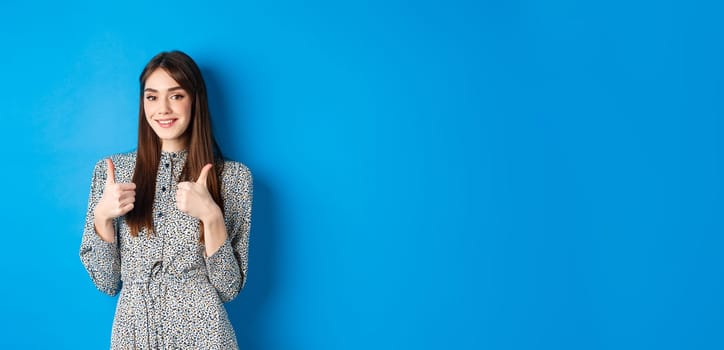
[
  {"xmin": 94, "ymin": 159, "xmax": 136, "ymax": 241},
  {"xmin": 176, "ymin": 163, "xmax": 221, "ymax": 222}
]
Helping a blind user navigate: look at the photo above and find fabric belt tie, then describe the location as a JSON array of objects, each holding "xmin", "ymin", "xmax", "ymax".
[{"xmin": 124, "ymin": 262, "xmax": 207, "ymax": 349}]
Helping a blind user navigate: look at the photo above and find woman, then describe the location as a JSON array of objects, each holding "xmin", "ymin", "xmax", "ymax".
[{"xmin": 80, "ymin": 51, "xmax": 252, "ymax": 349}]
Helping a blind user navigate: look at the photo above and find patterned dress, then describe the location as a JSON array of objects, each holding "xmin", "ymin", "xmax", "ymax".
[{"xmin": 80, "ymin": 150, "xmax": 252, "ymax": 349}]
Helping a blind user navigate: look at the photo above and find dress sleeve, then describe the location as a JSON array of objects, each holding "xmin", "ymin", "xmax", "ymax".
[
  {"xmin": 205, "ymin": 162, "xmax": 253, "ymax": 303},
  {"xmin": 79, "ymin": 159, "xmax": 121, "ymax": 296}
]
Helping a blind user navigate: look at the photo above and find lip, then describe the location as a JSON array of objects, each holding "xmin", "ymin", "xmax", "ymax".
[{"xmin": 155, "ymin": 118, "xmax": 178, "ymax": 128}]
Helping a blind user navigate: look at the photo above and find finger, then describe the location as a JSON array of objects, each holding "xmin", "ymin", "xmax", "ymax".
[
  {"xmin": 105, "ymin": 159, "xmax": 116, "ymax": 186},
  {"xmin": 113, "ymin": 186, "xmax": 134, "ymax": 196},
  {"xmin": 116, "ymin": 183, "xmax": 136, "ymax": 191},
  {"xmin": 120, "ymin": 203, "xmax": 134, "ymax": 214},
  {"xmin": 175, "ymin": 196, "xmax": 186, "ymax": 212},
  {"xmin": 118, "ymin": 196, "xmax": 135, "ymax": 206},
  {"xmin": 196, "ymin": 163, "xmax": 213, "ymax": 187},
  {"xmin": 119, "ymin": 194, "xmax": 136, "ymax": 205}
]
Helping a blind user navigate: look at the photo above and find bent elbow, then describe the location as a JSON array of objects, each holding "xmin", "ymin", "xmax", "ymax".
[
  {"xmin": 218, "ymin": 276, "xmax": 243, "ymax": 303},
  {"xmin": 92, "ymin": 273, "xmax": 121, "ymax": 297},
  {"xmin": 99, "ymin": 284, "xmax": 120, "ymax": 297}
]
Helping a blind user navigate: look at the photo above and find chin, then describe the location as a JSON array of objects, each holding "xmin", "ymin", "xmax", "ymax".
[{"xmin": 151, "ymin": 128, "xmax": 181, "ymax": 139}]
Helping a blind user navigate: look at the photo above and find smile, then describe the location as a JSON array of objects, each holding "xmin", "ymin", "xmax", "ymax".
[{"xmin": 156, "ymin": 119, "xmax": 177, "ymax": 128}]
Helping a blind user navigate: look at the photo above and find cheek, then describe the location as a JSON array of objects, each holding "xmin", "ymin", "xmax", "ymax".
[
  {"xmin": 144, "ymin": 102, "xmax": 153, "ymax": 118},
  {"xmin": 179, "ymin": 101, "xmax": 192, "ymax": 117}
]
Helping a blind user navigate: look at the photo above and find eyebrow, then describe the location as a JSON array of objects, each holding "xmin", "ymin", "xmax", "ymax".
[{"xmin": 143, "ymin": 86, "xmax": 185, "ymax": 93}]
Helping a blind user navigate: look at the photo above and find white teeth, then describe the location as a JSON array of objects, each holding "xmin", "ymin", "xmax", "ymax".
[{"xmin": 159, "ymin": 120, "xmax": 173, "ymax": 125}]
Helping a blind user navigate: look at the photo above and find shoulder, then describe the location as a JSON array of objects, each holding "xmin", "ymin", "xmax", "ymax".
[
  {"xmin": 91, "ymin": 150, "xmax": 137, "ymax": 182},
  {"xmin": 110, "ymin": 150, "xmax": 137, "ymax": 163},
  {"xmin": 220, "ymin": 159, "xmax": 252, "ymax": 181},
  {"xmin": 93, "ymin": 151, "xmax": 137, "ymax": 169},
  {"xmin": 219, "ymin": 159, "xmax": 253, "ymax": 190}
]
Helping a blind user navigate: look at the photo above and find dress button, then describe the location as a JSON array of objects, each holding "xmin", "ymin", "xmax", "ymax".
[
  {"xmin": 161, "ymin": 186, "xmax": 166, "ymax": 192},
  {"xmin": 165, "ymin": 163, "xmax": 170, "ymax": 168},
  {"xmin": 158, "ymin": 212, "xmax": 163, "ymax": 217},
  {"xmin": 172, "ymin": 153, "xmax": 177, "ymax": 158}
]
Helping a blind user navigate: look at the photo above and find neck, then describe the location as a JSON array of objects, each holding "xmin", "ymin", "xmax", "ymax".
[{"xmin": 161, "ymin": 139, "xmax": 188, "ymax": 152}]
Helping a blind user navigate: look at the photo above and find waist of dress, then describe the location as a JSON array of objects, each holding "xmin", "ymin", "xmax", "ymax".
[{"xmin": 123, "ymin": 269, "xmax": 208, "ymax": 286}]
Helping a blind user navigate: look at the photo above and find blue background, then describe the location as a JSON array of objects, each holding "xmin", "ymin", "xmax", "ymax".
[{"xmin": 1, "ymin": 0, "xmax": 723, "ymax": 349}]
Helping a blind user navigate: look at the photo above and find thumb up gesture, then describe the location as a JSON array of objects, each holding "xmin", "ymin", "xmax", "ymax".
[
  {"xmin": 177, "ymin": 164, "xmax": 219, "ymax": 222},
  {"xmin": 94, "ymin": 159, "xmax": 136, "ymax": 242}
]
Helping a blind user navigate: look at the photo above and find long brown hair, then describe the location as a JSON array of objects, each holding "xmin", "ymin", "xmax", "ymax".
[{"xmin": 126, "ymin": 51, "xmax": 224, "ymax": 238}]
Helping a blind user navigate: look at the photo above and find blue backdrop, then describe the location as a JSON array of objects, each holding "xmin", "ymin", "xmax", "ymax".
[{"xmin": 1, "ymin": 0, "xmax": 723, "ymax": 349}]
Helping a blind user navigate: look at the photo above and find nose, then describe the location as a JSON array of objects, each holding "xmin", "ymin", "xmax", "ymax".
[{"xmin": 158, "ymin": 98, "xmax": 172, "ymax": 115}]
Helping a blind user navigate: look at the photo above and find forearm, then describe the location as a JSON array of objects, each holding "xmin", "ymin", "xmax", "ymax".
[
  {"xmin": 81, "ymin": 217, "xmax": 121, "ymax": 296},
  {"xmin": 199, "ymin": 161, "xmax": 251, "ymax": 302},
  {"xmin": 202, "ymin": 206, "xmax": 227, "ymax": 257},
  {"xmin": 203, "ymin": 208, "xmax": 242, "ymax": 302},
  {"xmin": 93, "ymin": 212, "xmax": 116, "ymax": 243},
  {"xmin": 80, "ymin": 158, "xmax": 122, "ymax": 296}
]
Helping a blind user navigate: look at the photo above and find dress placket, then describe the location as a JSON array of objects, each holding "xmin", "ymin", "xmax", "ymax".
[{"xmin": 145, "ymin": 151, "xmax": 178, "ymax": 349}]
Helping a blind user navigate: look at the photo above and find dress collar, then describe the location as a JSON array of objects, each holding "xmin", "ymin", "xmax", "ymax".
[{"xmin": 160, "ymin": 149, "xmax": 188, "ymax": 159}]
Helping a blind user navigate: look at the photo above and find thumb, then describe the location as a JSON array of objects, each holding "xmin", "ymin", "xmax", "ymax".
[
  {"xmin": 105, "ymin": 158, "xmax": 116, "ymax": 186},
  {"xmin": 196, "ymin": 163, "xmax": 213, "ymax": 187}
]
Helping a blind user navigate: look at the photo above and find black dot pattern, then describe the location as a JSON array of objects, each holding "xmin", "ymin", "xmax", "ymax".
[{"xmin": 80, "ymin": 150, "xmax": 252, "ymax": 349}]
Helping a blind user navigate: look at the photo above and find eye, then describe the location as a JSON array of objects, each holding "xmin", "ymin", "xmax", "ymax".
[
  {"xmin": 170, "ymin": 94, "xmax": 185, "ymax": 100},
  {"xmin": 145, "ymin": 95, "xmax": 157, "ymax": 101}
]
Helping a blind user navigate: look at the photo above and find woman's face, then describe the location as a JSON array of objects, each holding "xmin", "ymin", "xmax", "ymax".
[{"xmin": 143, "ymin": 68, "xmax": 192, "ymax": 151}]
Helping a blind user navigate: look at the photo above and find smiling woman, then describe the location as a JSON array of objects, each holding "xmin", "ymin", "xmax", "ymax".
[
  {"xmin": 79, "ymin": 51, "xmax": 253, "ymax": 349},
  {"xmin": 143, "ymin": 71, "xmax": 192, "ymax": 151}
]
